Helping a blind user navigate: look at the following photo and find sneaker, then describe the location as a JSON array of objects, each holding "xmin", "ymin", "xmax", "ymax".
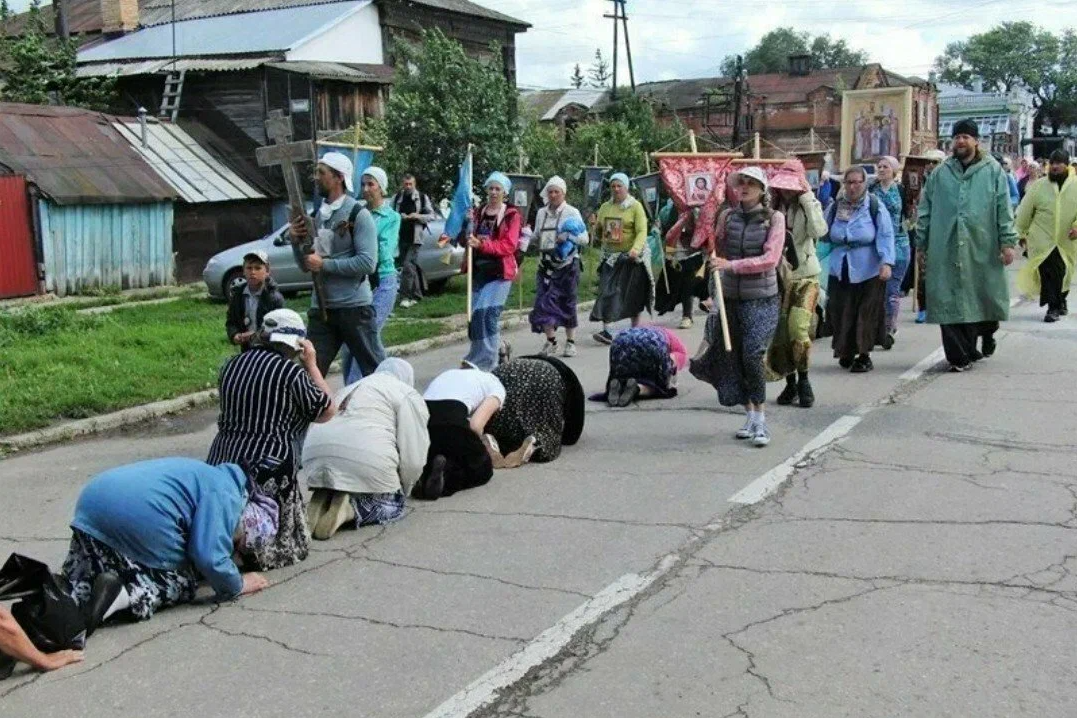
[
  {"xmin": 949, "ymin": 363, "xmax": 970, "ymax": 373},
  {"xmin": 606, "ymin": 378, "xmax": 623, "ymax": 408},
  {"xmin": 839, "ymin": 356, "xmax": 855, "ymax": 370},
  {"xmin": 482, "ymin": 434, "xmax": 506, "ymax": 469},
  {"xmin": 540, "ymin": 339, "xmax": 558, "ymax": 357},
  {"xmin": 752, "ymin": 421, "xmax": 771, "ymax": 448},
  {"xmin": 593, "ymin": 330, "xmax": 614, "ymax": 345},
  {"xmin": 776, "ymin": 377, "xmax": 798, "ymax": 406},
  {"xmin": 306, "ymin": 489, "xmax": 332, "ymax": 531},
  {"xmin": 736, "ymin": 415, "xmax": 756, "ymax": 440},
  {"xmin": 881, "ymin": 332, "xmax": 895, "ymax": 351},
  {"xmin": 1045, "ymin": 309, "xmax": 1060, "ymax": 323},
  {"xmin": 399, "ymin": 298, "xmax": 417, "ymax": 309},
  {"xmin": 503, "ymin": 435, "xmax": 538, "ymax": 467},
  {"xmin": 981, "ymin": 335, "xmax": 997, "ymax": 358},
  {"xmin": 562, "ymin": 341, "xmax": 577, "ymax": 358},
  {"xmin": 313, "ymin": 492, "xmax": 357, "ymax": 541},
  {"xmin": 1062, "ymin": 298, "xmax": 1069, "ymax": 316},
  {"xmin": 797, "ymin": 376, "xmax": 815, "ymax": 408},
  {"xmin": 915, "ymin": 310, "xmax": 927, "ymax": 324},
  {"xmin": 678, "ymin": 317, "xmax": 693, "ymax": 330},
  {"xmin": 850, "ymin": 355, "xmax": 874, "ymax": 373},
  {"xmin": 617, "ymin": 378, "xmax": 640, "ymax": 407}
]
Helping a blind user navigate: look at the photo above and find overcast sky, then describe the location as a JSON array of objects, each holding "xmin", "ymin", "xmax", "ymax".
[{"xmin": 11, "ymin": 0, "xmax": 1077, "ymax": 88}]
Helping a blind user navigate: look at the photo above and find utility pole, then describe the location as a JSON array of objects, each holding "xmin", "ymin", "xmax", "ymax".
[
  {"xmin": 731, "ymin": 55, "xmax": 745, "ymax": 147},
  {"xmin": 604, "ymin": 0, "xmax": 636, "ymax": 99},
  {"xmin": 53, "ymin": 0, "xmax": 69, "ymax": 39}
]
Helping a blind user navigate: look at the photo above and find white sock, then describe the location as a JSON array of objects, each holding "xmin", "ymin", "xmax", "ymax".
[
  {"xmin": 747, "ymin": 410, "xmax": 758, "ymax": 423},
  {"xmin": 102, "ymin": 586, "xmax": 131, "ymax": 621},
  {"xmin": 756, "ymin": 410, "xmax": 766, "ymax": 424}
]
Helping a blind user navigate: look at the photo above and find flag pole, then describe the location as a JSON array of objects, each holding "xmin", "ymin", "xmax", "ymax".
[
  {"xmin": 688, "ymin": 131, "xmax": 732, "ymax": 351},
  {"xmin": 466, "ymin": 145, "xmax": 475, "ymax": 323}
]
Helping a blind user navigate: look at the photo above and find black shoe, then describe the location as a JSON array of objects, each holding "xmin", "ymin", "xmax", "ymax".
[
  {"xmin": 1061, "ymin": 298, "xmax": 1069, "ymax": 316},
  {"xmin": 797, "ymin": 376, "xmax": 815, "ymax": 408},
  {"xmin": 414, "ymin": 455, "xmax": 446, "ymax": 500},
  {"xmin": 606, "ymin": 378, "xmax": 623, "ymax": 407},
  {"xmin": 839, "ymin": 356, "xmax": 855, "ymax": 370},
  {"xmin": 850, "ymin": 355, "xmax": 873, "ymax": 373},
  {"xmin": 618, "ymin": 378, "xmax": 640, "ymax": 407},
  {"xmin": 776, "ymin": 377, "xmax": 798, "ymax": 405},
  {"xmin": 84, "ymin": 572, "xmax": 124, "ymax": 637},
  {"xmin": 1045, "ymin": 309, "xmax": 1060, "ymax": 323},
  {"xmin": 981, "ymin": 335, "xmax": 997, "ymax": 358},
  {"xmin": 593, "ymin": 330, "xmax": 614, "ymax": 345},
  {"xmin": 881, "ymin": 333, "xmax": 895, "ymax": 351}
]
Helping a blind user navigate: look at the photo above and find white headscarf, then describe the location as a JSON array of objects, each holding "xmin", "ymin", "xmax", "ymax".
[
  {"xmin": 319, "ymin": 152, "xmax": 355, "ymax": 194},
  {"xmin": 541, "ymin": 175, "xmax": 567, "ymax": 205},
  {"xmin": 375, "ymin": 357, "xmax": 415, "ymax": 387},
  {"xmin": 363, "ymin": 166, "xmax": 389, "ymax": 195}
]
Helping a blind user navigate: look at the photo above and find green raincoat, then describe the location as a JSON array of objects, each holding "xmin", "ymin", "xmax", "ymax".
[
  {"xmin": 1014, "ymin": 172, "xmax": 1077, "ymax": 299},
  {"xmin": 916, "ymin": 152, "xmax": 1018, "ymax": 325}
]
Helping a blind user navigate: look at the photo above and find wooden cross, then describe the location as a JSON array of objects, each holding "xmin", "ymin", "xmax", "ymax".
[{"xmin": 255, "ymin": 110, "xmax": 327, "ymax": 318}]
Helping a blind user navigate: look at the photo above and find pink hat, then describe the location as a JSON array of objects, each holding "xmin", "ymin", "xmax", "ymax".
[{"xmin": 768, "ymin": 159, "xmax": 808, "ymax": 192}]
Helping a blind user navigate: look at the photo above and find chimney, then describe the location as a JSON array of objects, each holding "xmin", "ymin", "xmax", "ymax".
[
  {"xmin": 971, "ymin": 76, "xmax": 984, "ymax": 94},
  {"xmin": 100, "ymin": 0, "xmax": 139, "ymax": 34},
  {"xmin": 137, "ymin": 107, "xmax": 148, "ymax": 148},
  {"xmin": 788, "ymin": 53, "xmax": 812, "ymax": 77}
]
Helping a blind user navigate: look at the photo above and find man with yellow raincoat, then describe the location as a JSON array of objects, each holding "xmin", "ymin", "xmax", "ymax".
[{"xmin": 1015, "ymin": 149, "xmax": 1077, "ymax": 323}]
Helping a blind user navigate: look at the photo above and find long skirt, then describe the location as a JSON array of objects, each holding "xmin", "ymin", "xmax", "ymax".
[
  {"xmin": 489, "ymin": 358, "xmax": 567, "ymax": 463},
  {"xmin": 766, "ymin": 278, "xmax": 820, "ymax": 379},
  {"xmin": 940, "ymin": 321, "xmax": 998, "ymax": 367},
  {"xmin": 62, "ymin": 529, "xmax": 198, "ymax": 622},
  {"xmin": 424, "ymin": 400, "xmax": 494, "ymax": 496},
  {"xmin": 606, "ymin": 326, "xmax": 677, "ymax": 398},
  {"xmin": 530, "ymin": 259, "xmax": 580, "ymax": 332},
  {"xmin": 245, "ymin": 466, "xmax": 309, "ymax": 570},
  {"xmin": 590, "ymin": 252, "xmax": 654, "ymax": 324},
  {"xmin": 350, "ymin": 492, "xmax": 406, "ymax": 527},
  {"xmin": 464, "ymin": 277, "xmax": 513, "ymax": 370},
  {"xmin": 828, "ymin": 272, "xmax": 886, "ymax": 359},
  {"xmin": 1038, "ymin": 248, "xmax": 1068, "ymax": 310},
  {"xmin": 656, "ymin": 254, "xmax": 708, "ymax": 318},
  {"xmin": 691, "ymin": 296, "xmax": 780, "ymax": 407}
]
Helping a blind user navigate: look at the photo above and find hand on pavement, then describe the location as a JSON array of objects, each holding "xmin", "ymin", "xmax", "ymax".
[
  {"xmin": 38, "ymin": 650, "xmax": 84, "ymax": 672},
  {"xmin": 240, "ymin": 573, "xmax": 270, "ymax": 596}
]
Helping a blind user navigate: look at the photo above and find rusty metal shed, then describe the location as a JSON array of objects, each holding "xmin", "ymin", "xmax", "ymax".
[{"xmin": 0, "ymin": 103, "xmax": 176, "ymax": 296}]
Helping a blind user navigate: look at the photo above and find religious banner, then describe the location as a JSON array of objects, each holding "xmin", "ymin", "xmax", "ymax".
[
  {"xmin": 631, "ymin": 172, "xmax": 662, "ymax": 220},
  {"xmin": 581, "ymin": 166, "xmax": 612, "ymax": 217},
  {"xmin": 506, "ymin": 173, "xmax": 543, "ymax": 225},
  {"xmin": 656, "ymin": 154, "xmax": 739, "ymax": 252},
  {"xmin": 840, "ymin": 87, "xmax": 913, "ymax": 169}
]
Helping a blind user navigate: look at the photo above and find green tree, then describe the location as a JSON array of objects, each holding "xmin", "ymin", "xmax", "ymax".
[
  {"xmin": 570, "ymin": 63, "xmax": 585, "ymax": 89},
  {"xmin": 589, "ymin": 48, "xmax": 612, "ymax": 88},
  {"xmin": 0, "ymin": 0, "xmax": 116, "ymax": 110},
  {"xmin": 935, "ymin": 22, "xmax": 1077, "ymax": 136},
  {"xmin": 720, "ymin": 27, "xmax": 868, "ymax": 76},
  {"xmin": 383, "ymin": 29, "xmax": 516, "ymax": 198}
]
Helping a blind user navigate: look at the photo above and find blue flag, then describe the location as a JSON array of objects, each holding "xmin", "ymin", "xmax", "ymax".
[
  {"xmin": 316, "ymin": 145, "xmax": 375, "ymax": 196},
  {"xmin": 443, "ymin": 150, "xmax": 473, "ymax": 244}
]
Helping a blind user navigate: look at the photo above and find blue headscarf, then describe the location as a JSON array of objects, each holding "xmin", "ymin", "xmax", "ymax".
[
  {"xmin": 484, "ymin": 171, "xmax": 513, "ymax": 194},
  {"xmin": 609, "ymin": 172, "xmax": 630, "ymax": 189}
]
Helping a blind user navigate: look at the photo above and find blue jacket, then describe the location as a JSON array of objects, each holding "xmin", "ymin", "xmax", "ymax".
[
  {"xmin": 826, "ymin": 194, "xmax": 896, "ymax": 284},
  {"xmin": 72, "ymin": 458, "xmax": 248, "ymax": 599},
  {"xmin": 1006, "ymin": 174, "xmax": 1020, "ymax": 208}
]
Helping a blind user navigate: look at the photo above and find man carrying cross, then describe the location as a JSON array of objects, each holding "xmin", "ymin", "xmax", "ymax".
[{"xmin": 290, "ymin": 151, "xmax": 384, "ymax": 376}]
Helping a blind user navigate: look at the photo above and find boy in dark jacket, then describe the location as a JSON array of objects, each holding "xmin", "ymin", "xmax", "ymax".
[{"xmin": 226, "ymin": 251, "xmax": 285, "ymax": 348}]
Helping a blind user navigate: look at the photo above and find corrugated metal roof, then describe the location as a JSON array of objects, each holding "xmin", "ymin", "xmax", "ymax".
[
  {"xmin": 540, "ymin": 88, "xmax": 607, "ymax": 121},
  {"xmin": 0, "ymin": 103, "xmax": 176, "ymax": 205},
  {"xmin": 8, "ymin": 0, "xmax": 528, "ymax": 37},
  {"xmin": 111, "ymin": 119, "xmax": 266, "ymax": 203},
  {"xmin": 78, "ymin": 1, "xmax": 368, "ymax": 62},
  {"xmin": 77, "ymin": 56, "xmax": 275, "ymax": 77},
  {"xmin": 266, "ymin": 61, "xmax": 393, "ymax": 84}
]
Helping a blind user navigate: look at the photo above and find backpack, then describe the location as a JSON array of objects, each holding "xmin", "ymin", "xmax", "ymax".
[{"xmin": 825, "ymin": 194, "xmax": 881, "ymax": 239}]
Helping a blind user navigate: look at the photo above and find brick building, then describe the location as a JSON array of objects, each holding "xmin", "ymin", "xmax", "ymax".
[{"xmin": 636, "ymin": 60, "xmax": 938, "ymax": 166}]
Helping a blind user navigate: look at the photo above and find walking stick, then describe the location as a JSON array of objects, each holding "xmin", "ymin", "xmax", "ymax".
[
  {"xmin": 913, "ymin": 249, "xmax": 921, "ymax": 313},
  {"xmin": 711, "ymin": 257, "xmax": 733, "ymax": 352},
  {"xmin": 466, "ymin": 244, "xmax": 474, "ymax": 321}
]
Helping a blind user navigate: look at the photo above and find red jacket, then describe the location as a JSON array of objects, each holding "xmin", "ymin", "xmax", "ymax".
[{"xmin": 471, "ymin": 204, "xmax": 521, "ymax": 282}]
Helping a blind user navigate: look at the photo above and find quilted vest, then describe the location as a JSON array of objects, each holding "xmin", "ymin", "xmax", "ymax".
[{"xmin": 720, "ymin": 206, "xmax": 778, "ymax": 300}]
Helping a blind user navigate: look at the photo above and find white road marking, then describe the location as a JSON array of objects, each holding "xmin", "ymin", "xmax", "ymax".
[{"xmin": 422, "ymin": 554, "xmax": 680, "ymax": 718}]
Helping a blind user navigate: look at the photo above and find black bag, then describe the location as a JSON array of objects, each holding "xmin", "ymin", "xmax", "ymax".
[
  {"xmin": 783, "ymin": 227, "xmax": 801, "ymax": 271},
  {"xmin": 0, "ymin": 554, "xmax": 87, "ymax": 655}
]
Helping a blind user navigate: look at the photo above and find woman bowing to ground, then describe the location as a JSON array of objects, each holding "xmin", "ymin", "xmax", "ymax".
[
  {"xmin": 825, "ymin": 166, "xmax": 895, "ymax": 373},
  {"xmin": 207, "ymin": 309, "xmax": 335, "ymax": 569},
  {"xmin": 530, "ymin": 176, "xmax": 589, "ymax": 358},
  {"xmin": 464, "ymin": 172, "xmax": 521, "ymax": 370},
  {"xmin": 690, "ymin": 167, "xmax": 785, "ymax": 448}
]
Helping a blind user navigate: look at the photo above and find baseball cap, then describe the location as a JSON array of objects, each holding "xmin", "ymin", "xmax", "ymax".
[
  {"xmin": 732, "ymin": 166, "xmax": 769, "ymax": 192},
  {"xmin": 243, "ymin": 250, "xmax": 269, "ymax": 266},
  {"xmin": 260, "ymin": 308, "xmax": 306, "ymax": 350}
]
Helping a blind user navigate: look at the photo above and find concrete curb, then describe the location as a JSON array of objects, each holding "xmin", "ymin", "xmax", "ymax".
[{"xmin": 0, "ymin": 301, "xmax": 595, "ymax": 455}]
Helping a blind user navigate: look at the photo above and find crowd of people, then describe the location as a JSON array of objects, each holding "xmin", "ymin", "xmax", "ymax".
[{"xmin": 4, "ymin": 119, "xmax": 1075, "ymax": 677}]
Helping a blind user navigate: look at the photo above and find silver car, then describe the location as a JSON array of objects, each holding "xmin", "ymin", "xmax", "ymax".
[{"xmin": 203, "ymin": 219, "xmax": 465, "ymax": 299}]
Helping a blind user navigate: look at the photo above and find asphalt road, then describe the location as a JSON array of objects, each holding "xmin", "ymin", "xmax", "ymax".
[{"xmin": 3, "ymin": 270, "xmax": 1076, "ymax": 717}]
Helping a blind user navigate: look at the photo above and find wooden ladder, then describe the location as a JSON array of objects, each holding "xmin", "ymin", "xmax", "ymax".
[{"xmin": 159, "ymin": 70, "xmax": 185, "ymax": 122}]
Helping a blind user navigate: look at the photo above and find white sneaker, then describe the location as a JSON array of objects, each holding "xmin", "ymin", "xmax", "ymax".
[
  {"xmin": 736, "ymin": 416, "xmax": 756, "ymax": 440},
  {"xmin": 752, "ymin": 421, "xmax": 771, "ymax": 448},
  {"xmin": 679, "ymin": 317, "xmax": 693, "ymax": 329},
  {"xmin": 399, "ymin": 299, "xmax": 417, "ymax": 308},
  {"xmin": 540, "ymin": 340, "xmax": 558, "ymax": 356},
  {"xmin": 562, "ymin": 341, "xmax": 577, "ymax": 358}
]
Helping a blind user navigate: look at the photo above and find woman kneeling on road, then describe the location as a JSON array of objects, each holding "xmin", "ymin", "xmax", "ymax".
[
  {"xmin": 62, "ymin": 458, "xmax": 275, "ymax": 623},
  {"xmin": 596, "ymin": 325, "xmax": 688, "ymax": 408},
  {"xmin": 304, "ymin": 359, "xmax": 431, "ymax": 540},
  {"xmin": 412, "ymin": 365, "xmax": 506, "ymax": 500}
]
